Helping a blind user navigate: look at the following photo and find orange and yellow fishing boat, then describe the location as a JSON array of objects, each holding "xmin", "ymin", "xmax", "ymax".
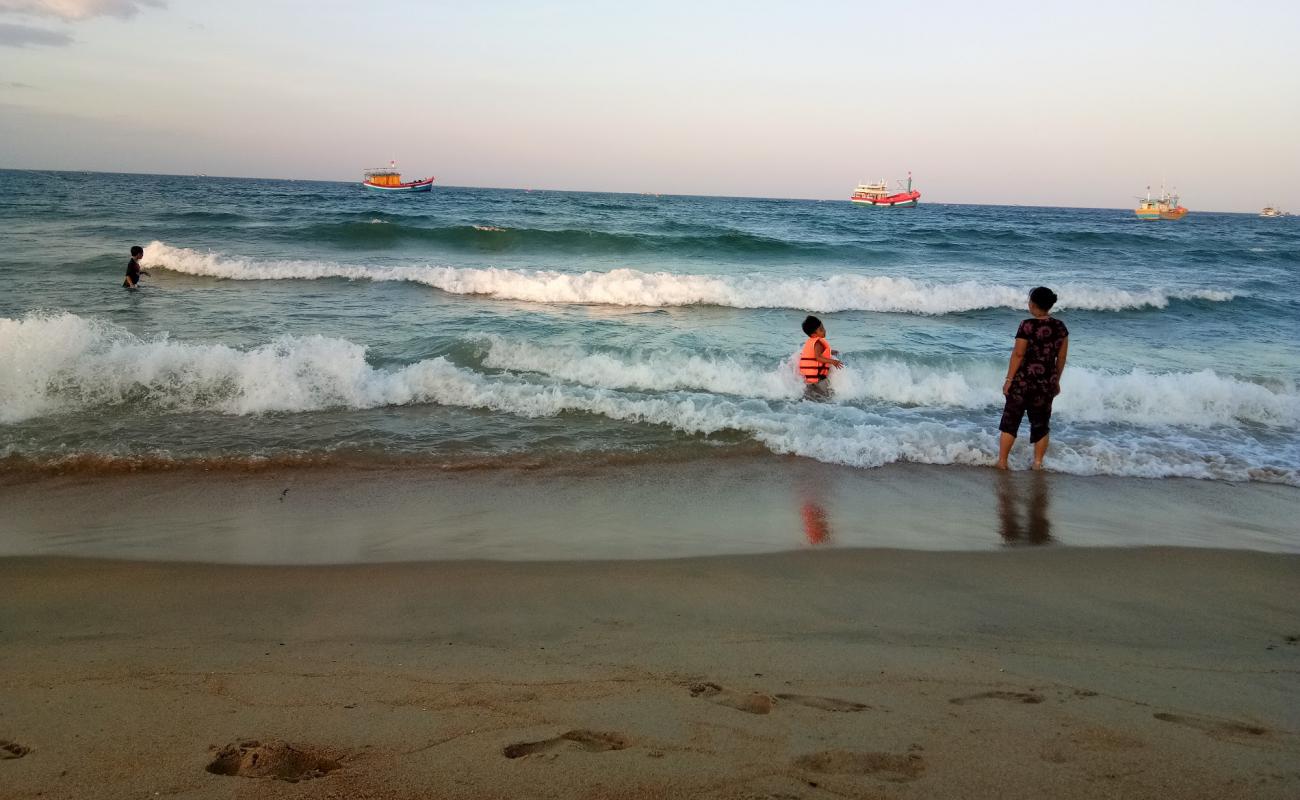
[
  {"xmin": 363, "ymin": 161, "xmax": 434, "ymax": 193},
  {"xmin": 1135, "ymin": 184, "xmax": 1187, "ymax": 220}
]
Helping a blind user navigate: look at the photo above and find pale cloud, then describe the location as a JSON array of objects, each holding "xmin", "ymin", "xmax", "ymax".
[
  {"xmin": 0, "ymin": 0, "xmax": 163, "ymax": 21},
  {"xmin": 0, "ymin": 21, "xmax": 71, "ymax": 45}
]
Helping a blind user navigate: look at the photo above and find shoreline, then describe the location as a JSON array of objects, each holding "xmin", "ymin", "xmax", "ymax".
[
  {"xmin": 3, "ymin": 458, "xmax": 1297, "ymax": 563},
  {"xmin": 2, "ymin": 547, "xmax": 1297, "ymax": 798}
]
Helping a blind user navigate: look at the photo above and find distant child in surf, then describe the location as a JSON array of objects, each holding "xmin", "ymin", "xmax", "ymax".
[
  {"xmin": 996, "ymin": 287, "xmax": 1069, "ymax": 470},
  {"xmin": 123, "ymin": 245, "xmax": 150, "ymax": 289},
  {"xmin": 798, "ymin": 315, "xmax": 843, "ymax": 399}
]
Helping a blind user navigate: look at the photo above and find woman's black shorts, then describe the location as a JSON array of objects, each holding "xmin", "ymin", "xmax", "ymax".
[{"xmin": 999, "ymin": 385, "xmax": 1054, "ymax": 443}]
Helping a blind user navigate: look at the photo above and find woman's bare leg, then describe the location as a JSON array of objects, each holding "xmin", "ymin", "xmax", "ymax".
[
  {"xmin": 996, "ymin": 432, "xmax": 1016, "ymax": 469},
  {"xmin": 1031, "ymin": 435, "xmax": 1050, "ymax": 469}
]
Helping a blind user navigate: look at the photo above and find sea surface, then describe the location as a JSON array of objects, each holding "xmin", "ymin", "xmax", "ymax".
[{"xmin": 2, "ymin": 169, "xmax": 1298, "ymax": 485}]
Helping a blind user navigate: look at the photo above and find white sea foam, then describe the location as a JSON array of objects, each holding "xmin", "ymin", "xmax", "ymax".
[
  {"xmin": 143, "ymin": 242, "xmax": 1237, "ymax": 314},
  {"xmin": 3, "ymin": 314, "xmax": 1295, "ymax": 485},
  {"xmin": 480, "ymin": 338, "xmax": 1300, "ymax": 429},
  {"xmin": 0, "ymin": 312, "xmax": 401, "ymax": 422}
]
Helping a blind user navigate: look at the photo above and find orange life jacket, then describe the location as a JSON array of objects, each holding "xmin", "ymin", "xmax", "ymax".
[{"xmin": 798, "ymin": 336, "xmax": 832, "ymax": 384}]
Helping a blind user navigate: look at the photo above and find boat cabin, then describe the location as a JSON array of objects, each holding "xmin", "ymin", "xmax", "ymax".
[
  {"xmin": 853, "ymin": 181, "xmax": 890, "ymax": 200},
  {"xmin": 364, "ymin": 169, "xmax": 404, "ymax": 187}
]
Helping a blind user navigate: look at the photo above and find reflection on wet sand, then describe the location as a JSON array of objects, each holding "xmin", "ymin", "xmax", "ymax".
[
  {"xmin": 996, "ymin": 471, "xmax": 1053, "ymax": 545},
  {"xmin": 801, "ymin": 501, "xmax": 832, "ymax": 545}
]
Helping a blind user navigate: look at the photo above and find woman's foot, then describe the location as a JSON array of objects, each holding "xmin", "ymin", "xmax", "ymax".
[
  {"xmin": 995, "ymin": 460, "xmax": 1009, "ymax": 470},
  {"xmin": 1030, "ymin": 461, "xmax": 1044, "ymax": 471}
]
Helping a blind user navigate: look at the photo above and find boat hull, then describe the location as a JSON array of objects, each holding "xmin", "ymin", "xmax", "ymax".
[
  {"xmin": 1136, "ymin": 206, "xmax": 1187, "ymax": 220},
  {"xmin": 850, "ymin": 191, "xmax": 921, "ymax": 208},
  {"xmin": 363, "ymin": 178, "xmax": 434, "ymax": 193}
]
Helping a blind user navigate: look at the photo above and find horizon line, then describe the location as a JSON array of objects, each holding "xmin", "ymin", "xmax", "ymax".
[{"xmin": 0, "ymin": 166, "xmax": 1275, "ymax": 215}]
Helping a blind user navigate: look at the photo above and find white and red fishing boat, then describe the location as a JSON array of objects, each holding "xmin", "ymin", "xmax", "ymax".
[
  {"xmin": 363, "ymin": 161, "xmax": 434, "ymax": 193},
  {"xmin": 850, "ymin": 172, "xmax": 920, "ymax": 208}
]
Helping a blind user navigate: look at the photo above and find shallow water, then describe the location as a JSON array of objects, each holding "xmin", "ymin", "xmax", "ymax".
[{"xmin": 1, "ymin": 170, "xmax": 1298, "ymax": 485}]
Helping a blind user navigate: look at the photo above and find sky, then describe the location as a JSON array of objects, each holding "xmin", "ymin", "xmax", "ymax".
[{"xmin": 1, "ymin": 0, "xmax": 1298, "ymax": 210}]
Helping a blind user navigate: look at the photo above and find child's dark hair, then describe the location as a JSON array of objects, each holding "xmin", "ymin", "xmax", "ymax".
[
  {"xmin": 1029, "ymin": 286, "xmax": 1057, "ymax": 311},
  {"xmin": 130, "ymin": 245, "xmax": 144, "ymax": 257},
  {"xmin": 801, "ymin": 315, "xmax": 822, "ymax": 336}
]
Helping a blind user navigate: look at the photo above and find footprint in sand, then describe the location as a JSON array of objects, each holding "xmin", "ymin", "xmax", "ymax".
[
  {"xmin": 794, "ymin": 750, "xmax": 925, "ymax": 783},
  {"xmin": 949, "ymin": 690, "xmax": 1044, "ymax": 705},
  {"xmin": 1153, "ymin": 712, "xmax": 1269, "ymax": 740},
  {"xmin": 1040, "ymin": 727, "xmax": 1146, "ymax": 763},
  {"xmin": 689, "ymin": 682, "xmax": 774, "ymax": 715},
  {"xmin": 775, "ymin": 693, "xmax": 869, "ymax": 712},
  {"xmin": 206, "ymin": 740, "xmax": 341, "ymax": 782},
  {"xmin": 502, "ymin": 730, "xmax": 630, "ymax": 759},
  {"xmin": 1, "ymin": 740, "xmax": 30, "ymax": 759}
]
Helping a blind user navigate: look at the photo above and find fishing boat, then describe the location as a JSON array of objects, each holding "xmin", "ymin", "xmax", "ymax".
[
  {"xmin": 362, "ymin": 161, "xmax": 434, "ymax": 193},
  {"xmin": 1134, "ymin": 184, "xmax": 1187, "ymax": 220},
  {"xmin": 850, "ymin": 172, "xmax": 920, "ymax": 208},
  {"xmin": 1260, "ymin": 206, "xmax": 1286, "ymax": 218}
]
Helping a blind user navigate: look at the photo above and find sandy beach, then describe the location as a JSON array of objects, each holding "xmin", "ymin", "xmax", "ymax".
[{"xmin": 2, "ymin": 465, "xmax": 1298, "ymax": 799}]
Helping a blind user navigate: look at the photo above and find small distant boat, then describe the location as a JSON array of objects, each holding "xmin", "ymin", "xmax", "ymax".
[
  {"xmin": 851, "ymin": 172, "xmax": 920, "ymax": 208},
  {"xmin": 1260, "ymin": 206, "xmax": 1287, "ymax": 218},
  {"xmin": 363, "ymin": 161, "xmax": 434, "ymax": 193},
  {"xmin": 1135, "ymin": 184, "xmax": 1187, "ymax": 220}
]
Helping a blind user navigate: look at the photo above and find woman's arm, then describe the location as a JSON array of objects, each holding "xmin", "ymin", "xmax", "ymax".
[
  {"xmin": 1052, "ymin": 338, "xmax": 1069, "ymax": 395},
  {"xmin": 1003, "ymin": 339, "xmax": 1027, "ymax": 396}
]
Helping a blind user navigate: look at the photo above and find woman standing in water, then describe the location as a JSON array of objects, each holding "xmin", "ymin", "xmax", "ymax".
[{"xmin": 996, "ymin": 287, "xmax": 1069, "ymax": 470}]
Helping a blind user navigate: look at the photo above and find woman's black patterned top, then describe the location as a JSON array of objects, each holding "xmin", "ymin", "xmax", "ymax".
[{"xmin": 1013, "ymin": 317, "xmax": 1069, "ymax": 390}]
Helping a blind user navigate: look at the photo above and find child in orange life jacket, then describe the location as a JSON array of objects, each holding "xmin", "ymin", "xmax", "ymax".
[{"xmin": 798, "ymin": 315, "xmax": 843, "ymax": 399}]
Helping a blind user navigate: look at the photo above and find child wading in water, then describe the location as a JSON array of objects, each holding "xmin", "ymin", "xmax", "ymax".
[
  {"xmin": 996, "ymin": 287, "xmax": 1069, "ymax": 470},
  {"xmin": 798, "ymin": 315, "xmax": 843, "ymax": 399},
  {"xmin": 123, "ymin": 245, "xmax": 150, "ymax": 289}
]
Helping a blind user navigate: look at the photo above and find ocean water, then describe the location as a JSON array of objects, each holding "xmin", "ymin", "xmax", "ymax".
[{"xmin": 1, "ymin": 169, "xmax": 1298, "ymax": 485}]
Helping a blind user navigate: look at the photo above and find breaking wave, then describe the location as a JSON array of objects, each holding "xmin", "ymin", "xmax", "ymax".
[
  {"xmin": 2, "ymin": 313, "xmax": 1295, "ymax": 485},
  {"xmin": 479, "ymin": 338, "xmax": 1300, "ymax": 429},
  {"xmin": 143, "ymin": 242, "xmax": 1237, "ymax": 314}
]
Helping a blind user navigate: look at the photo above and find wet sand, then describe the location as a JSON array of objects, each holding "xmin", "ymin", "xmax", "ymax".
[
  {"xmin": 3, "ymin": 459, "xmax": 1298, "ymax": 561},
  {"xmin": 2, "ymin": 546, "xmax": 1298, "ymax": 799}
]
